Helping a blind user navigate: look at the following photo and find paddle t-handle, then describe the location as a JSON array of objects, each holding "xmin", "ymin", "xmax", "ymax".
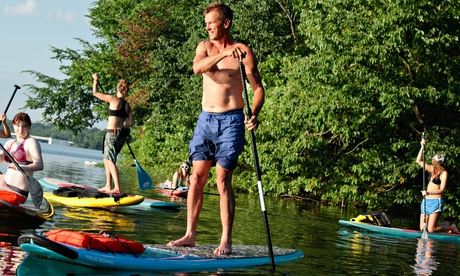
[{"xmin": 3, "ymin": 85, "xmax": 21, "ymax": 116}]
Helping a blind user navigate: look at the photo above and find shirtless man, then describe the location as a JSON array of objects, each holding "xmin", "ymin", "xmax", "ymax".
[{"xmin": 168, "ymin": 2, "xmax": 265, "ymax": 255}]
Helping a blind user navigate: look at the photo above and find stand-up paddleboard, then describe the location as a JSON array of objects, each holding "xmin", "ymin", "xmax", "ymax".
[
  {"xmin": 339, "ymin": 220, "xmax": 460, "ymax": 243},
  {"xmin": 43, "ymin": 191, "xmax": 144, "ymax": 208},
  {"xmin": 18, "ymin": 230, "xmax": 303, "ymax": 273},
  {"xmin": 39, "ymin": 178, "xmax": 180, "ymax": 210}
]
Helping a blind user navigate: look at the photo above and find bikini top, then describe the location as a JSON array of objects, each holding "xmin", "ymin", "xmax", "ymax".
[
  {"xmin": 108, "ymin": 99, "xmax": 128, "ymax": 119},
  {"xmin": 430, "ymin": 174, "xmax": 441, "ymax": 185},
  {"xmin": 4, "ymin": 139, "xmax": 30, "ymax": 165}
]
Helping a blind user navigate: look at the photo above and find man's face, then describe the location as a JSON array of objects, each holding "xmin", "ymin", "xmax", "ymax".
[{"xmin": 205, "ymin": 10, "xmax": 225, "ymax": 40}]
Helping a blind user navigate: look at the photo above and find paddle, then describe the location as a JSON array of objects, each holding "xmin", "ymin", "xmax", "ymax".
[
  {"xmin": 126, "ymin": 141, "xmax": 153, "ymax": 190},
  {"xmin": 1, "ymin": 85, "xmax": 21, "ymax": 139},
  {"xmin": 421, "ymin": 133, "xmax": 428, "ymax": 240},
  {"xmin": 0, "ymin": 142, "xmax": 48, "ymax": 210},
  {"xmin": 95, "ymin": 81, "xmax": 153, "ymax": 190},
  {"xmin": 239, "ymin": 61, "xmax": 275, "ymax": 271},
  {"xmin": 3, "ymin": 85, "xmax": 21, "ymax": 115}
]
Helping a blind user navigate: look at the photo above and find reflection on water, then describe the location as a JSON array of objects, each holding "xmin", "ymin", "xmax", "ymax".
[
  {"xmin": 59, "ymin": 208, "xmax": 137, "ymax": 232},
  {"xmin": 0, "ymin": 241, "xmax": 25, "ymax": 275},
  {"xmin": 413, "ymin": 238, "xmax": 437, "ymax": 275},
  {"xmin": 17, "ymin": 255, "xmax": 109, "ymax": 276}
]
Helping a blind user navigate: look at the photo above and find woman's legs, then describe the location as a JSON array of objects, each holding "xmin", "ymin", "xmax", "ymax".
[
  {"xmin": 100, "ymin": 131, "xmax": 124, "ymax": 194},
  {"xmin": 99, "ymin": 159, "xmax": 120, "ymax": 194},
  {"xmin": 427, "ymin": 212, "xmax": 440, "ymax": 232},
  {"xmin": 107, "ymin": 159, "xmax": 121, "ymax": 193},
  {"xmin": 99, "ymin": 159, "xmax": 113, "ymax": 192}
]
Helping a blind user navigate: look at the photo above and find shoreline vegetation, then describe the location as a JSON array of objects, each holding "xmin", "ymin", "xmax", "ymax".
[
  {"xmin": 2, "ymin": 120, "xmax": 104, "ymax": 150},
  {"xmin": 21, "ymin": 1, "xmax": 460, "ymax": 222}
]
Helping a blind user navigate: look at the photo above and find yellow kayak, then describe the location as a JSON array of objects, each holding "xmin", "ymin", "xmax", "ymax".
[{"xmin": 44, "ymin": 192, "xmax": 144, "ymax": 208}]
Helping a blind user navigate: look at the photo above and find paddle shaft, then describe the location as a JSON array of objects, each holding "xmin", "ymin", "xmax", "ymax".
[
  {"xmin": 126, "ymin": 141, "xmax": 138, "ymax": 161},
  {"xmin": 3, "ymin": 85, "xmax": 21, "ymax": 116},
  {"xmin": 421, "ymin": 133, "xmax": 428, "ymax": 239},
  {"xmin": 239, "ymin": 61, "xmax": 275, "ymax": 271}
]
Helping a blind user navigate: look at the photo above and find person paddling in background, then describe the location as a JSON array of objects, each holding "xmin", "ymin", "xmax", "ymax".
[
  {"xmin": 416, "ymin": 138, "xmax": 459, "ymax": 234},
  {"xmin": 168, "ymin": 2, "xmax": 265, "ymax": 255},
  {"xmin": 0, "ymin": 114, "xmax": 11, "ymax": 138},
  {"xmin": 0, "ymin": 112, "xmax": 43, "ymax": 204},
  {"xmin": 92, "ymin": 73, "xmax": 133, "ymax": 194}
]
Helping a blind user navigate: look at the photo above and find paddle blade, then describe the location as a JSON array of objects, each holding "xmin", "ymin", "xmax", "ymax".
[
  {"xmin": 421, "ymin": 228, "xmax": 429, "ymax": 240},
  {"xmin": 28, "ymin": 176, "xmax": 43, "ymax": 208},
  {"xmin": 134, "ymin": 160, "xmax": 153, "ymax": 190}
]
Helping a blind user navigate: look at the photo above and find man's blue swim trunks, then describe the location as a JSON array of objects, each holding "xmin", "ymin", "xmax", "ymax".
[
  {"xmin": 420, "ymin": 198, "xmax": 444, "ymax": 215},
  {"xmin": 189, "ymin": 109, "xmax": 245, "ymax": 170}
]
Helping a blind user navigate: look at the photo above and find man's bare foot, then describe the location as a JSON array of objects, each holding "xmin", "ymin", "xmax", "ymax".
[
  {"xmin": 167, "ymin": 235, "xmax": 195, "ymax": 247},
  {"xmin": 214, "ymin": 242, "xmax": 232, "ymax": 256}
]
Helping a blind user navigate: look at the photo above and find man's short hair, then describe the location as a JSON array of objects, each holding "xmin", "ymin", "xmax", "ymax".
[{"xmin": 205, "ymin": 2, "xmax": 233, "ymax": 28}]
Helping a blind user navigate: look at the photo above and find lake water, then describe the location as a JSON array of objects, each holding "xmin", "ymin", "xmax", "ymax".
[{"xmin": 1, "ymin": 140, "xmax": 459, "ymax": 275}]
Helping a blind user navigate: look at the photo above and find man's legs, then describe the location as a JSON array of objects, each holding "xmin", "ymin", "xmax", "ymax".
[
  {"xmin": 168, "ymin": 160, "xmax": 212, "ymax": 247},
  {"xmin": 214, "ymin": 163, "xmax": 235, "ymax": 255}
]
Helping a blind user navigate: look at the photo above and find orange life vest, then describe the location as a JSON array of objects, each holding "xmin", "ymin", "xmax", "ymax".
[{"xmin": 45, "ymin": 230, "xmax": 145, "ymax": 254}]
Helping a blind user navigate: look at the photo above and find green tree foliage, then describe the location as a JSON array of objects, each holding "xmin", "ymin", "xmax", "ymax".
[
  {"xmin": 24, "ymin": 0, "xmax": 460, "ymax": 220},
  {"xmin": 30, "ymin": 122, "xmax": 104, "ymax": 150},
  {"xmin": 264, "ymin": 0, "xmax": 460, "ymax": 218}
]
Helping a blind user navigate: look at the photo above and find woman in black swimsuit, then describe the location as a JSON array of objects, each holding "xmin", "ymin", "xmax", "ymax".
[
  {"xmin": 92, "ymin": 74, "xmax": 133, "ymax": 194},
  {"xmin": 415, "ymin": 138, "xmax": 459, "ymax": 234}
]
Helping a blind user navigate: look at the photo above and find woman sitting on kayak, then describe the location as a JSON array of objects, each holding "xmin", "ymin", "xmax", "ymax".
[
  {"xmin": 0, "ymin": 114, "xmax": 11, "ymax": 138},
  {"xmin": 161, "ymin": 161, "xmax": 191, "ymax": 189},
  {"xmin": 92, "ymin": 73, "xmax": 133, "ymax": 194},
  {"xmin": 0, "ymin": 112, "xmax": 43, "ymax": 205},
  {"xmin": 171, "ymin": 161, "xmax": 191, "ymax": 189},
  {"xmin": 416, "ymin": 138, "xmax": 459, "ymax": 234}
]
